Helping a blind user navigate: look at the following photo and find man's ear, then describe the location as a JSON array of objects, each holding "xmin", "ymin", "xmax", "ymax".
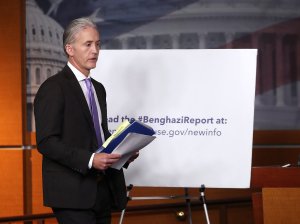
[{"xmin": 65, "ymin": 44, "xmax": 73, "ymax": 56}]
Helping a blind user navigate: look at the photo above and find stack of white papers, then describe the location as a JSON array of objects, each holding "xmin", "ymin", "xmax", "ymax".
[{"xmin": 97, "ymin": 120, "xmax": 156, "ymax": 169}]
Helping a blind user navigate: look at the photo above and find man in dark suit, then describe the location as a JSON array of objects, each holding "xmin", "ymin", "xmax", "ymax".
[{"xmin": 34, "ymin": 17, "xmax": 135, "ymax": 224}]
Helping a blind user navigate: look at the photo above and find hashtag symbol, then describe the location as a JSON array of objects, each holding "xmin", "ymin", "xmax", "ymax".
[{"xmin": 138, "ymin": 116, "xmax": 142, "ymax": 121}]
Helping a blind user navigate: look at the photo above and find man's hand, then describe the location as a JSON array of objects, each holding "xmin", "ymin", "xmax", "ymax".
[{"xmin": 92, "ymin": 153, "xmax": 121, "ymax": 170}]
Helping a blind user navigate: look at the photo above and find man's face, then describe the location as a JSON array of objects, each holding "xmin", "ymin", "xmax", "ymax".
[{"xmin": 66, "ymin": 27, "xmax": 100, "ymax": 76}]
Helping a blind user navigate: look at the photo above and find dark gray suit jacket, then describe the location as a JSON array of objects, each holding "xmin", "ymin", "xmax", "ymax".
[{"xmin": 34, "ymin": 65, "xmax": 127, "ymax": 210}]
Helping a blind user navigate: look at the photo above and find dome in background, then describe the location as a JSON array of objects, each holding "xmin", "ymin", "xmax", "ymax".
[
  {"xmin": 26, "ymin": 0, "xmax": 66, "ymax": 131},
  {"xmin": 26, "ymin": 0, "xmax": 65, "ymax": 60}
]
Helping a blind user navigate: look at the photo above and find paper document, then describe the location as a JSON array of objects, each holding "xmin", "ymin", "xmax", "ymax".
[
  {"xmin": 96, "ymin": 119, "xmax": 156, "ymax": 169},
  {"xmin": 111, "ymin": 133, "xmax": 156, "ymax": 169}
]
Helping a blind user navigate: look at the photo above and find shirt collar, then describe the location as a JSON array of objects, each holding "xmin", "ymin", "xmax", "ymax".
[{"xmin": 67, "ymin": 61, "xmax": 90, "ymax": 82}]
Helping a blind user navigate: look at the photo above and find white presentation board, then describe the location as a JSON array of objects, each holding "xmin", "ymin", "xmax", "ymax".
[{"xmin": 91, "ymin": 49, "xmax": 257, "ymax": 188}]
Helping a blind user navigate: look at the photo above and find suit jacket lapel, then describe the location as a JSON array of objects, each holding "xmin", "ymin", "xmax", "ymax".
[
  {"xmin": 91, "ymin": 78, "xmax": 107, "ymax": 132},
  {"xmin": 91, "ymin": 79, "xmax": 105, "ymax": 114},
  {"xmin": 63, "ymin": 66, "xmax": 95, "ymax": 133}
]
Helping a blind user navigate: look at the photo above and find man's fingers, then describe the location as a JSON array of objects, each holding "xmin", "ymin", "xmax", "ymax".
[{"xmin": 108, "ymin": 153, "xmax": 121, "ymax": 159}]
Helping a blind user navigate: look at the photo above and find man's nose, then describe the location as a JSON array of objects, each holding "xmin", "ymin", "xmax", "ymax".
[{"xmin": 91, "ymin": 44, "xmax": 99, "ymax": 53}]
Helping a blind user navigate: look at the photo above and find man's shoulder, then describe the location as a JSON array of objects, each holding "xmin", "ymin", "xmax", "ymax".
[
  {"xmin": 36, "ymin": 66, "xmax": 70, "ymax": 96},
  {"xmin": 50, "ymin": 66, "xmax": 71, "ymax": 80},
  {"xmin": 91, "ymin": 77, "xmax": 105, "ymax": 89},
  {"xmin": 41, "ymin": 66, "xmax": 71, "ymax": 85}
]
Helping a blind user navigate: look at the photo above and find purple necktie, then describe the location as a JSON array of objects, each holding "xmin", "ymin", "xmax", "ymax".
[{"xmin": 85, "ymin": 78, "xmax": 103, "ymax": 147}]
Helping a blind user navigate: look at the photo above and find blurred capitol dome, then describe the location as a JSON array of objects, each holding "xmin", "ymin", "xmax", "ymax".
[{"xmin": 26, "ymin": 0, "xmax": 66, "ymax": 131}]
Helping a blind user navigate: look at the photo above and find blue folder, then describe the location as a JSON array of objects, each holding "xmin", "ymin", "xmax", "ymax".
[{"xmin": 99, "ymin": 119, "xmax": 155, "ymax": 154}]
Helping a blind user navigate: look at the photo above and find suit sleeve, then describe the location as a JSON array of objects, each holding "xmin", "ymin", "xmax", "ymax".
[{"xmin": 34, "ymin": 79, "xmax": 92, "ymax": 175}]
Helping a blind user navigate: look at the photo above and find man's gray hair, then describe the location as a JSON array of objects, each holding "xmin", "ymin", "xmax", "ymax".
[{"xmin": 63, "ymin": 17, "xmax": 98, "ymax": 55}]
